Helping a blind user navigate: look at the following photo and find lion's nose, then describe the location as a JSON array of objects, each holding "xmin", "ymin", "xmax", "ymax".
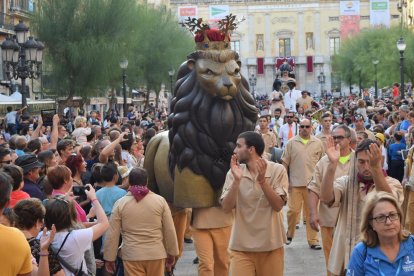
[{"xmin": 222, "ymin": 78, "xmax": 233, "ymax": 89}]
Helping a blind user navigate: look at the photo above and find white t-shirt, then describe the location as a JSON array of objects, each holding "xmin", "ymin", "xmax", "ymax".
[
  {"xmin": 5, "ymin": 111, "xmax": 17, "ymax": 125},
  {"xmin": 121, "ymin": 150, "xmax": 137, "ymax": 169},
  {"xmin": 50, "ymin": 228, "xmax": 93, "ymax": 275},
  {"xmin": 284, "ymin": 89, "xmax": 301, "ymax": 112},
  {"xmin": 279, "ymin": 122, "xmax": 298, "ymax": 148}
]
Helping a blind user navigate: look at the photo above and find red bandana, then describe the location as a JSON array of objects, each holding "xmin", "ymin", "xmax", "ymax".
[
  {"xmin": 357, "ymin": 170, "xmax": 388, "ymax": 194},
  {"xmin": 129, "ymin": 185, "xmax": 150, "ymax": 202}
]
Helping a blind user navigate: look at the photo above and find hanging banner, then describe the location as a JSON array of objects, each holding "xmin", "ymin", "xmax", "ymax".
[
  {"xmin": 340, "ymin": 1, "xmax": 360, "ymax": 40},
  {"xmin": 340, "ymin": 1, "xmax": 360, "ymax": 15},
  {"xmin": 177, "ymin": 6, "xmax": 198, "ymax": 21},
  {"xmin": 209, "ymin": 5, "xmax": 230, "ymax": 20},
  {"xmin": 370, "ymin": 0, "xmax": 390, "ymax": 27},
  {"xmin": 340, "ymin": 15, "xmax": 361, "ymax": 40}
]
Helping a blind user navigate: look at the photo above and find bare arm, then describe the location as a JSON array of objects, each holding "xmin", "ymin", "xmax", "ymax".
[
  {"xmin": 84, "ymin": 184, "xmax": 109, "ymax": 241},
  {"xmin": 17, "ymin": 105, "xmax": 28, "ymax": 114},
  {"xmin": 369, "ymin": 143, "xmax": 392, "ymax": 194},
  {"xmin": 320, "ymin": 137, "xmax": 339, "ymax": 205},
  {"xmin": 308, "ymin": 190, "xmax": 320, "ymax": 232},
  {"xmin": 220, "ymin": 155, "xmax": 241, "ymax": 213},
  {"xmin": 31, "ymin": 116, "xmax": 43, "ymax": 140},
  {"xmin": 98, "ymin": 132, "xmax": 127, "ymax": 163},
  {"xmin": 49, "ymin": 115, "xmax": 59, "ymax": 150},
  {"xmin": 257, "ymin": 159, "xmax": 286, "ymax": 212}
]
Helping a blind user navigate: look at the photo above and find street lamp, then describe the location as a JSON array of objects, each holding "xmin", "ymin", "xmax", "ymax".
[
  {"xmin": 248, "ymin": 74, "xmax": 257, "ymax": 98},
  {"xmin": 372, "ymin": 59, "xmax": 379, "ymax": 99},
  {"xmin": 317, "ymin": 71, "xmax": 325, "ymax": 98},
  {"xmin": 168, "ymin": 68, "xmax": 175, "ymax": 96},
  {"xmin": 1, "ymin": 20, "xmax": 44, "ymax": 110},
  {"xmin": 119, "ymin": 58, "xmax": 128, "ymax": 117},
  {"xmin": 397, "ymin": 37, "xmax": 406, "ymax": 99}
]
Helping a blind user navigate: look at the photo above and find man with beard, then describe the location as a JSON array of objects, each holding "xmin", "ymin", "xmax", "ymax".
[
  {"xmin": 220, "ymin": 131, "xmax": 288, "ymax": 276},
  {"xmin": 308, "ymin": 125, "xmax": 353, "ymax": 275},
  {"xmin": 282, "ymin": 118, "xmax": 324, "ymax": 249},
  {"xmin": 320, "ymin": 139, "xmax": 403, "ymax": 275}
]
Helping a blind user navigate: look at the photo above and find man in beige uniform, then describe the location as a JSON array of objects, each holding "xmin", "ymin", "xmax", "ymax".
[
  {"xmin": 257, "ymin": 115, "xmax": 278, "ymax": 154},
  {"xmin": 221, "ymin": 131, "xmax": 288, "ymax": 276},
  {"xmin": 191, "ymin": 207, "xmax": 233, "ymax": 276},
  {"xmin": 354, "ymin": 114, "xmax": 376, "ymax": 141},
  {"xmin": 316, "ymin": 112, "xmax": 333, "ymax": 152},
  {"xmin": 308, "ymin": 126, "xmax": 353, "ymax": 276},
  {"xmin": 320, "ymin": 139, "xmax": 403, "ymax": 275},
  {"xmin": 282, "ymin": 118, "xmax": 324, "ymax": 248}
]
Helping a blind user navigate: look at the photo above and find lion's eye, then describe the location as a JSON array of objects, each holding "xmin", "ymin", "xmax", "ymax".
[{"xmin": 206, "ymin": 69, "xmax": 214, "ymax": 75}]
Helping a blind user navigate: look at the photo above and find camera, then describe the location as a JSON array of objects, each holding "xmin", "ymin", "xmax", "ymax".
[{"xmin": 73, "ymin": 185, "xmax": 90, "ymax": 197}]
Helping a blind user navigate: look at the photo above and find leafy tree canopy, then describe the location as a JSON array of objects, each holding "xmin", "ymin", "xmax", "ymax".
[
  {"xmin": 332, "ymin": 26, "xmax": 414, "ymax": 89},
  {"xmin": 34, "ymin": 0, "xmax": 193, "ymax": 99}
]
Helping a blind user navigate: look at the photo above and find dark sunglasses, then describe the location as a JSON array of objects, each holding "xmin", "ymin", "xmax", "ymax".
[
  {"xmin": 286, "ymin": 116, "xmax": 293, "ymax": 118},
  {"xmin": 332, "ymin": 135, "xmax": 346, "ymax": 140},
  {"xmin": 300, "ymin": 125, "xmax": 311, "ymax": 129}
]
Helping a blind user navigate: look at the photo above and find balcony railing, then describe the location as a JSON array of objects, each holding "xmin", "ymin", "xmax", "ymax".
[{"xmin": 10, "ymin": 0, "xmax": 35, "ymax": 14}]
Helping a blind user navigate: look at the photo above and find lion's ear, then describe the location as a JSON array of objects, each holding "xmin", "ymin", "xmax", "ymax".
[{"xmin": 187, "ymin": 59, "xmax": 196, "ymax": 70}]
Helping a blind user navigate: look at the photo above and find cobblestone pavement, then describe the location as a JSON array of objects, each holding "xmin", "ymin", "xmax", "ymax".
[{"xmin": 174, "ymin": 207, "xmax": 327, "ymax": 276}]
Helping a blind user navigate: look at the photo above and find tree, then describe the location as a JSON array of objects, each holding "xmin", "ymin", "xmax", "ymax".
[
  {"xmin": 332, "ymin": 26, "xmax": 414, "ymax": 90},
  {"xmin": 34, "ymin": 0, "xmax": 138, "ymax": 100},
  {"xmin": 126, "ymin": 5, "xmax": 194, "ymax": 109}
]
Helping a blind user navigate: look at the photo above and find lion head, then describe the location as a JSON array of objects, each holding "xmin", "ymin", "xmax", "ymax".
[{"xmin": 168, "ymin": 49, "xmax": 258, "ymax": 190}]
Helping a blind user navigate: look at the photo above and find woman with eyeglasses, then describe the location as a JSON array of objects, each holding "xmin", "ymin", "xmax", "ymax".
[{"xmin": 347, "ymin": 192, "xmax": 414, "ymax": 276}]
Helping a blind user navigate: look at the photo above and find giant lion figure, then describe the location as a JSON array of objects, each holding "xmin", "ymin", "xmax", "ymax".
[{"xmin": 144, "ymin": 49, "xmax": 258, "ymax": 208}]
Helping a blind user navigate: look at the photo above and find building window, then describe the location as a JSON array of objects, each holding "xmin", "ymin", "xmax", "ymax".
[
  {"xmin": 230, "ymin": 41, "xmax": 240, "ymax": 53},
  {"xmin": 361, "ymin": 16, "xmax": 370, "ymax": 20},
  {"xmin": 329, "ymin": 37, "xmax": 340, "ymax": 55},
  {"xmin": 329, "ymin": 16, "xmax": 339, "ymax": 21},
  {"xmin": 279, "ymin": 38, "xmax": 291, "ymax": 57}
]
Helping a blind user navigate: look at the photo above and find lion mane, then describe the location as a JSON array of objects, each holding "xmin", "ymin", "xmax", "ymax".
[{"xmin": 168, "ymin": 50, "xmax": 258, "ymax": 190}]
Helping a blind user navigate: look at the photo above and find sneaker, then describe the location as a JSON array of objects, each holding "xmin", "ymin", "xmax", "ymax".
[
  {"xmin": 193, "ymin": 257, "xmax": 199, "ymax": 264},
  {"xmin": 296, "ymin": 224, "xmax": 300, "ymax": 229},
  {"xmin": 310, "ymin": 244, "xmax": 322, "ymax": 250},
  {"xmin": 184, "ymin": 238, "xmax": 193, "ymax": 244},
  {"xmin": 286, "ymin": 237, "xmax": 292, "ymax": 245}
]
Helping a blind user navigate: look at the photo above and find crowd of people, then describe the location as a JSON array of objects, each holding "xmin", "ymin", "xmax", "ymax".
[{"xmin": 1, "ymin": 77, "xmax": 414, "ymax": 276}]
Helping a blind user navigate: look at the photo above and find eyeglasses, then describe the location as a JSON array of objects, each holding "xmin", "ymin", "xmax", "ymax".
[
  {"xmin": 300, "ymin": 125, "xmax": 311, "ymax": 129},
  {"xmin": 370, "ymin": 212, "xmax": 400, "ymax": 223},
  {"xmin": 286, "ymin": 116, "xmax": 293, "ymax": 118},
  {"xmin": 332, "ymin": 135, "xmax": 347, "ymax": 141}
]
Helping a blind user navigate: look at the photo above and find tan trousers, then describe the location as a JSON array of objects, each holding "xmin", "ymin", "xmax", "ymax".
[
  {"xmin": 172, "ymin": 210, "xmax": 188, "ymax": 266},
  {"xmin": 287, "ymin": 187, "xmax": 319, "ymax": 245},
  {"xmin": 193, "ymin": 226, "xmax": 232, "ymax": 276},
  {"xmin": 229, "ymin": 247, "xmax": 284, "ymax": 276},
  {"xmin": 123, "ymin": 259, "xmax": 165, "ymax": 276},
  {"xmin": 406, "ymin": 190, "xmax": 414, "ymax": 233},
  {"xmin": 321, "ymin": 226, "xmax": 334, "ymax": 276}
]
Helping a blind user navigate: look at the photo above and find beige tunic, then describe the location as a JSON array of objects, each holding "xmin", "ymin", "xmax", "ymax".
[
  {"xmin": 327, "ymin": 175, "xmax": 404, "ymax": 275},
  {"xmin": 220, "ymin": 161, "xmax": 288, "ymax": 252},
  {"xmin": 308, "ymin": 154, "xmax": 352, "ymax": 227},
  {"xmin": 282, "ymin": 135, "xmax": 325, "ymax": 187},
  {"xmin": 296, "ymin": 96, "xmax": 314, "ymax": 112},
  {"xmin": 104, "ymin": 192, "xmax": 179, "ymax": 261}
]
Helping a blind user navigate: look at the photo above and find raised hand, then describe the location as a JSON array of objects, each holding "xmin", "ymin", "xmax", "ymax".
[
  {"xmin": 367, "ymin": 142, "xmax": 383, "ymax": 169},
  {"xmin": 326, "ymin": 136, "xmax": 340, "ymax": 164},
  {"xmin": 230, "ymin": 154, "xmax": 242, "ymax": 181},
  {"xmin": 40, "ymin": 224, "xmax": 56, "ymax": 253}
]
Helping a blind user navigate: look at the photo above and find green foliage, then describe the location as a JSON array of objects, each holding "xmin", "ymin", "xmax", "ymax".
[
  {"xmin": 33, "ymin": 0, "xmax": 193, "ymax": 99},
  {"xmin": 332, "ymin": 26, "xmax": 414, "ymax": 88}
]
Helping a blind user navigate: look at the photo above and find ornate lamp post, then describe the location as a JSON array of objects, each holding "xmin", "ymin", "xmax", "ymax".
[
  {"xmin": 119, "ymin": 58, "xmax": 128, "ymax": 117},
  {"xmin": 397, "ymin": 37, "xmax": 406, "ymax": 99},
  {"xmin": 317, "ymin": 71, "xmax": 325, "ymax": 98},
  {"xmin": 168, "ymin": 68, "xmax": 175, "ymax": 96},
  {"xmin": 372, "ymin": 59, "xmax": 379, "ymax": 99},
  {"xmin": 1, "ymin": 20, "xmax": 44, "ymax": 109},
  {"xmin": 249, "ymin": 74, "xmax": 257, "ymax": 99}
]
